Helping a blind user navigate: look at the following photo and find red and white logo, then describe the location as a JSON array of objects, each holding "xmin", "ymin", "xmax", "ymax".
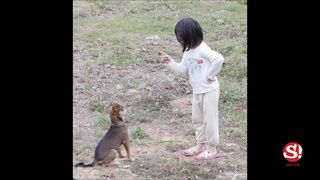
[
  {"xmin": 283, "ymin": 142, "xmax": 303, "ymax": 162},
  {"xmin": 197, "ymin": 59, "xmax": 203, "ymax": 64}
]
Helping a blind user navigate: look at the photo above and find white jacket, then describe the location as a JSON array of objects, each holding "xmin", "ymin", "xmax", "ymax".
[{"xmin": 167, "ymin": 42, "xmax": 224, "ymax": 94}]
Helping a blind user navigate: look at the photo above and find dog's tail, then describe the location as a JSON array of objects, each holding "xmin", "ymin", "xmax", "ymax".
[{"xmin": 75, "ymin": 159, "xmax": 97, "ymax": 168}]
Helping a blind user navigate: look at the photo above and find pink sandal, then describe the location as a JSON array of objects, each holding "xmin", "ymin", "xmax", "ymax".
[
  {"xmin": 183, "ymin": 146, "xmax": 206, "ymax": 156},
  {"xmin": 194, "ymin": 150, "xmax": 220, "ymax": 160}
]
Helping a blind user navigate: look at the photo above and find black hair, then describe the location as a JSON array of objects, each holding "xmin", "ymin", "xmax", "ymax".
[{"xmin": 174, "ymin": 17, "xmax": 203, "ymax": 52}]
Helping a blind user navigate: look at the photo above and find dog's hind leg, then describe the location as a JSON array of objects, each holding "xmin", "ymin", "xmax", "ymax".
[{"xmin": 100, "ymin": 149, "xmax": 117, "ymax": 167}]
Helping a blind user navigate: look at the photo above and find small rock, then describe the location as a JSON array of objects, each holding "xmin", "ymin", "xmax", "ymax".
[
  {"xmin": 223, "ymin": 171, "xmax": 235, "ymax": 177},
  {"xmin": 226, "ymin": 143, "xmax": 237, "ymax": 147},
  {"xmin": 121, "ymin": 165, "xmax": 130, "ymax": 169},
  {"xmin": 232, "ymin": 173, "xmax": 247, "ymax": 180},
  {"xmin": 128, "ymin": 89, "xmax": 138, "ymax": 93},
  {"xmin": 217, "ymin": 19, "xmax": 224, "ymax": 23},
  {"xmin": 116, "ymin": 84, "xmax": 122, "ymax": 89},
  {"xmin": 146, "ymin": 35, "xmax": 160, "ymax": 40}
]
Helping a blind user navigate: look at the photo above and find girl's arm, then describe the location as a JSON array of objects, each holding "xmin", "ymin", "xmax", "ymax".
[
  {"xmin": 162, "ymin": 53, "xmax": 187, "ymax": 74},
  {"xmin": 205, "ymin": 50, "xmax": 225, "ymax": 81}
]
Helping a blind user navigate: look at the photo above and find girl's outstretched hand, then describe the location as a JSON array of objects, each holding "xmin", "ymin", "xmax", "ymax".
[{"xmin": 161, "ymin": 52, "xmax": 171, "ymax": 64}]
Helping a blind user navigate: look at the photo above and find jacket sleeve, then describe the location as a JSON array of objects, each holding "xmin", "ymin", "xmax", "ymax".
[
  {"xmin": 166, "ymin": 53, "xmax": 187, "ymax": 74},
  {"xmin": 206, "ymin": 49, "xmax": 225, "ymax": 80}
]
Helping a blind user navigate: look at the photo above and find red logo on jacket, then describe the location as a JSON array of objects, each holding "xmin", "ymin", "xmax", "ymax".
[{"xmin": 197, "ymin": 59, "xmax": 203, "ymax": 64}]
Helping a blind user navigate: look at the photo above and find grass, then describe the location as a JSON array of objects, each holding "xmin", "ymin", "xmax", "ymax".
[
  {"xmin": 88, "ymin": 99, "xmax": 105, "ymax": 113},
  {"xmin": 93, "ymin": 111, "xmax": 109, "ymax": 137},
  {"xmin": 131, "ymin": 126, "xmax": 149, "ymax": 140}
]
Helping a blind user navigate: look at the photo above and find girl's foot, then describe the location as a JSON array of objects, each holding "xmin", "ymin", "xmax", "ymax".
[
  {"xmin": 183, "ymin": 145, "xmax": 206, "ymax": 156},
  {"xmin": 194, "ymin": 150, "xmax": 220, "ymax": 160}
]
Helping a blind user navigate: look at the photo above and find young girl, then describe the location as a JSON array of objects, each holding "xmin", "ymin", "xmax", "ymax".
[{"xmin": 162, "ymin": 17, "xmax": 224, "ymax": 159}]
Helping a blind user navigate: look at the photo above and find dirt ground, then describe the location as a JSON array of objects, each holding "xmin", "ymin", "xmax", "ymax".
[{"xmin": 73, "ymin": 93, "xmax": 246, "ymax": 179}]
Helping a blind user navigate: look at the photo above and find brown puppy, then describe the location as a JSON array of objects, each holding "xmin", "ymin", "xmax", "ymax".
[{"xmin": 75, "ymin": 102, "xmax": 131, "ymax": 167}]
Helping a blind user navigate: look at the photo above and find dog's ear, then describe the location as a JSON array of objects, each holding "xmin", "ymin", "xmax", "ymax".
[{"xmin": 112, "ymin": 104, "xmax": 118, "ymax": 113}]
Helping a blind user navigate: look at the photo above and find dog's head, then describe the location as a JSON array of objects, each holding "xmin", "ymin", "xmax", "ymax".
[{"xmin": 108, "ymin": 102, "xmax": 124, "ymax": 118}]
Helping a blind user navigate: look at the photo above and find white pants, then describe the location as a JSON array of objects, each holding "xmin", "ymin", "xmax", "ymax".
[{"xmin": 192, "ymin": 88, "xmax": 220, "ymax": 146}]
